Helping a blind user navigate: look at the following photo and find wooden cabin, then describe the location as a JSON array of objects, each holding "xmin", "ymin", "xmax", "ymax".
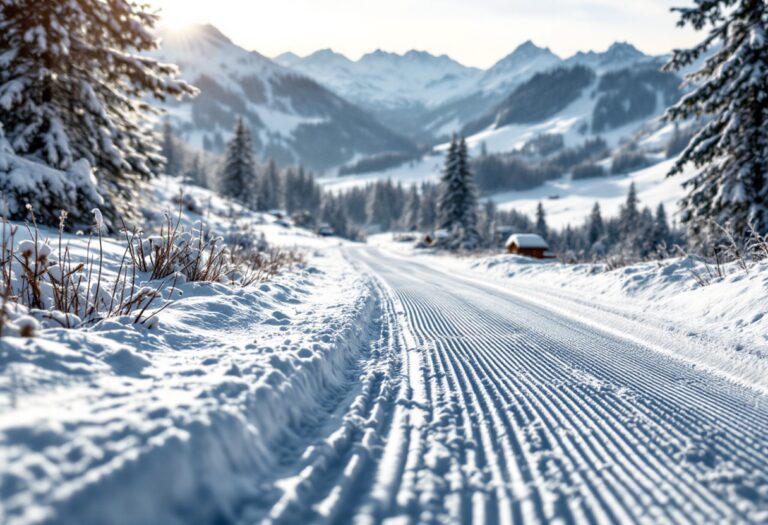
[{"xmin": 504, "ymin": 233, "xmax": 555, "ymax": 259}]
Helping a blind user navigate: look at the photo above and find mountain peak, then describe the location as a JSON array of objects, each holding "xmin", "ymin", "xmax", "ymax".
[
  {"xmin": 158, "ymin": 23, "xmax": 234, "ymax": 53},
  {"xmin": 567, "ymin": 41, "xmax": 649, "ymax": 69},
  {"xmin": 605, "ymin": 41, "xmax": 644, "ymax": 59},
  {"xmin": 488, "ymin": 40, "xmax": 561, "ymax": 73}
]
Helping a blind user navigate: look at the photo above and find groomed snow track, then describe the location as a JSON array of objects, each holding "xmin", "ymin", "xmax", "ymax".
[{"xmin": 309, "ymin": 246, "xmax": 767, "ymax": 525}]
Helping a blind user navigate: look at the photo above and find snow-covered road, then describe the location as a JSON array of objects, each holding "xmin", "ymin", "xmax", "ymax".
[{"xmin": 300, "ymin": 246, "xmax": 768, "ymax": 524}]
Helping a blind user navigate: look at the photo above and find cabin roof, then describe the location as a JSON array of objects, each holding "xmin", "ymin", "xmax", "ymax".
[{"xmin": 505, "ymin": 233, "xmax": 549, "ymax": 249}]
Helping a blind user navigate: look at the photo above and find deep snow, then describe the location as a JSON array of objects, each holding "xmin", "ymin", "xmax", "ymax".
[{"xmin": 0, "ymin": 179, "xmax": 377, "ymax": 525}]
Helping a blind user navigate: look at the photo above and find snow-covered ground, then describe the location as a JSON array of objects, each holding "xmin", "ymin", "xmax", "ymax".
[
  {"xmin": 492, "ymin": 158, "xmax": 689, "ymax": 228},
  {"xmin": 321, "ymin": 156, "xmax": 688, "ymax": 229},
  {"xmin": 370, "ymin": 235, "xmax": 768, "ymax": 394},
  {"xmin": 345, "ymin": 244, "xmax": 768, "ymax": 523},
  {"xmin": 3, "ymin": 178, "xmax": 767, "ymax": 524},
  {"xmin": 0, "ymin": 180, "xmax": 379, "ymax": 525}
]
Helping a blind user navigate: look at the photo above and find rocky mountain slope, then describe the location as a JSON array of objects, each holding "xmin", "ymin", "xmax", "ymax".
[{"xmin": 153, "ymin": 25, "xmax": 414, "ymax": 172}]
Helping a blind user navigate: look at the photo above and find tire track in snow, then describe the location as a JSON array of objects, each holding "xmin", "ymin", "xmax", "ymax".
[{"xmin": 342, "ymin": 246, "xmax": 768, "ymax": 524}]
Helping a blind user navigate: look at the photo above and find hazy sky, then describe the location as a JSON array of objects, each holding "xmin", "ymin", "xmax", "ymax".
[{"xmin": 151, "ymin": 0, "xmax": 699, "ymax": 68}]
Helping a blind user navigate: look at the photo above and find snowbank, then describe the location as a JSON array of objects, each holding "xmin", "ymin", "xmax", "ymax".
[
  {"xmin": 0, "ymin": 179, "xmax": 374, "ymax": 525},
  {"xmin": 461, "ymin": 254, "xmax": 768, "ymax": 393}
]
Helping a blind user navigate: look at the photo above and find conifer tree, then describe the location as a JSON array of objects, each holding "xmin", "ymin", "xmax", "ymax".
[
  {"xmin": 366, "ymin": 181, "xmax": 393, "ymax": 229},
  {"xmin": 436, "ymin": 137, "xmax": 461, "ymax": 230},
  {"xmin": 436, "ymin": 136, "xmax": 480, "ymax": 249},
  {"xmin": 0, "ymin": 0, "xmax": 196, "ymax": 221},
  {"xmin": 479, "ymin": 199, "xmax": 497, "ymax": 245},
  {"xmin": 588, "ymin": 202, "xmax": 605, "ymax": 246},
  {"xmin": 418, "ymin": 183, "xmax": 438, "ymax": 232},
  {"xmin": 161, "ymin": 121, "xmax": 183, "ymax": 177},
  {"xmin": 259, "ymin": 159, "xmax": 282, "ymax": 211},
  {"xmin": 653, "ymin": 203, "xmax": 671, "ymax": 248},
  {"xmin": 183, "ymin": 154, "xmax": 207, "ymax": 188},
  {"xmin": 402, "ymin": 186, "xmax": 421, "ymax": 231},
  {"xmin": 219, "ymin": 119, "xmax": 257, "ymax": 206},
  {"xmin": 619, "ymin": 183, "xmax": 640, "ymax": 237},
  {"xmin": 665, "ymin": 0, "xmax": 768, "ymax": 239},
  {"xmin": 535, "ymin": 202, "xmax": 548, "ymax": 239}
]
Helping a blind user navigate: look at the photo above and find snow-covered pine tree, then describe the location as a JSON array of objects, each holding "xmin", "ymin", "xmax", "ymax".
[
  {"xmin": 436, "ymin": 137, "xmax": 480, "ymax": 249},
  {"xmin": 402, "ymin": 186, "xmax": 421, "ymax": 231},
  {"xmin": 366, "ymin": 181, "xmax": 392, "ymax": 230},
  {"xmin": 0, "ymin": 122, "xmax": 102, "ymax": 225},
  {"xmin": 418, "ymin": 183, "xmax": 438, "ymax": 232},
  {"xmin": 0, "ymin": 0, "xmax": 196, "ymax": 223},
  {"xmin": 219, "ymin": 119, "xmax": 257, "ymax": 206},
  {"xmin": 184, "ymin": 154, "xmax": 207, "ymax": 188},
  {"xmin": 258, "ymin": 159, "xmax": 282, "ymax": 211},
  {"xmin": 588, "ymin": 202, "xmax": 605, "ymax": 245},
  {"xmin": 535, "ymin": 202, "xmax": 548, "ymax": 239},
  {"xmin": 619, "ymin": 182, "xmax": 640, "ymax": 237},
  {"xmin": 454, "ymin": 138, "xmax": 481, "ymax": 250},
  {"xmin": 664, "ymin": 0, "xmax": 768, "ymax": 239},
  {"xmin": 479, "ymin": 199, "xmax": 497, "ymax": 246},
  {"xmin": 161, "ymin": 121, "xmax": 183, "ymax": 177},
  {"xmin": 436, "ymin": 136, "xmax": 461, "ymax": 231},
  {"xmin": 653, "ymin": 203, "xmax": 671, "ymax": 249},
  {"xmin": 320, "ymin": 193, "xmax": 348, "ymax": 238}
]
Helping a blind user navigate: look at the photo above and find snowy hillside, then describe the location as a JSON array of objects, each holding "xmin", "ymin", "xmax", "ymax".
[{"xmin": 152, "ymin": 25, "xmax": 414, "ymax": 172}]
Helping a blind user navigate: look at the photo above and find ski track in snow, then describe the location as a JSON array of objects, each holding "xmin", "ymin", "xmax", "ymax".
[
  {"xmin": 4, "ymin": 244, "xmax": 768, "ymax": 524},
  {"xmin": 264, "ymin": 246, "xmax": 768, "ymax": 525}
]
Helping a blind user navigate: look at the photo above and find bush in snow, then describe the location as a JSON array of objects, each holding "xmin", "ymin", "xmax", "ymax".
[{"xmin": 0, "ymin": 213, "xmax": 169, "ymax": 331}]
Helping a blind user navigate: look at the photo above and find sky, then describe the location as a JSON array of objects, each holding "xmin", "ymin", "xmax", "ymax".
[{"xmin": 150, "ymin": 0, "xmax": 700, "ymax": 69}]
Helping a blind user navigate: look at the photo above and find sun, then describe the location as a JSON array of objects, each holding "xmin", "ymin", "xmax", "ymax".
[{"xmin": 149, "ymin": 0, "xmax": 207, "ymax": 32}]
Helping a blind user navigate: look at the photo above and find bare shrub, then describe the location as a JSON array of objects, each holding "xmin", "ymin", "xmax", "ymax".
[{"xmin": 232, "ymin": 246, "xmax": 306, "ymax": 287}]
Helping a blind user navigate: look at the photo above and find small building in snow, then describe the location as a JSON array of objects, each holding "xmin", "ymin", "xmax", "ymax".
[{"xmin": 504, "ymin": 233, "xmax": 554, "ymax": 259}]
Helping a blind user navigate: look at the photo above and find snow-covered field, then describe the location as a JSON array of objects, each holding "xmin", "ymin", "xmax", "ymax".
[
  {"xmin": 491, "ymin": 158, "xmax": 689, "ymax": 228},
  {"xmin": 321, "ymin": 156, "xmax": 688, "ymax": 229}
]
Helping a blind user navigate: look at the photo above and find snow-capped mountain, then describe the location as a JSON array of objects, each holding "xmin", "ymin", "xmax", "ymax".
[
  {"xmin": 277, "ymin": 40, "xmax": 664, "ymax": 143},
  {"xmin": 152, "ymin": 25, "xmax": 414, "ymax": 172},
  {"xmin": 276, "ymin": 48, "xmax": 482, "ymax": 110},
  {"xmin": 475, "ymin": 40, "xmax": 563, "ymax": 95},
  {"xmin": 566, "ymin": 42, "xmax": 659, "ymax": 72}
]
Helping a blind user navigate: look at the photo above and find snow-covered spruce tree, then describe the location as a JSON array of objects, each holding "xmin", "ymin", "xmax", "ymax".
[
  {"xmin": 219, "ymin": 119, "xmax": 258, "ymax": 207},
  {"xmin": 0, "ymin": 122, "xmax": 101, "ymax": 225},
  {"xmin": 184, "ymin": 153, "xmax": 207, "ymax": 188},
  {"xmin": 161, "ymin": 121, "xmax": 183, "ymax": 177},
  {"xmin": 535, "ymin": 202, "xmax": 548, "ymax": 239},
  {"xmin": 587, "ymin": 202, "xmax": 605, "ymax": 246},
  {"xmin": 402, "ymin": 185, "xmax": 421, "ymax": 231},
  {"xmin": 258, "ymin": 159, "xmax": 282, "ymax": 211},
  {"xmin": 479, "ymin": 199, "xmax": 497, "ymax": 246},
  {"xmin": 437, "ymin": 137, "xmax": 461, "ymax": 230},
  {"xmin": 436, "ymin": 137, "xmax": 481, "ymax": 250},
  {"xmin": 0, "ymin": 0, "xmax": 196, "ymax": 224},
  {"xmin": 619, "ymin": 182, "xmax": 640, "ymax": 237},
  {"xmin": 653, "ymin": 203, "xmax": 672, "ymax": 249},
  {"xmin": 665, "ymin": 0, "xmax": 768, "ymax": 240},
  {"xmin": 418, "ymin": 183, "xmax": 438, "ymax": 232}
]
